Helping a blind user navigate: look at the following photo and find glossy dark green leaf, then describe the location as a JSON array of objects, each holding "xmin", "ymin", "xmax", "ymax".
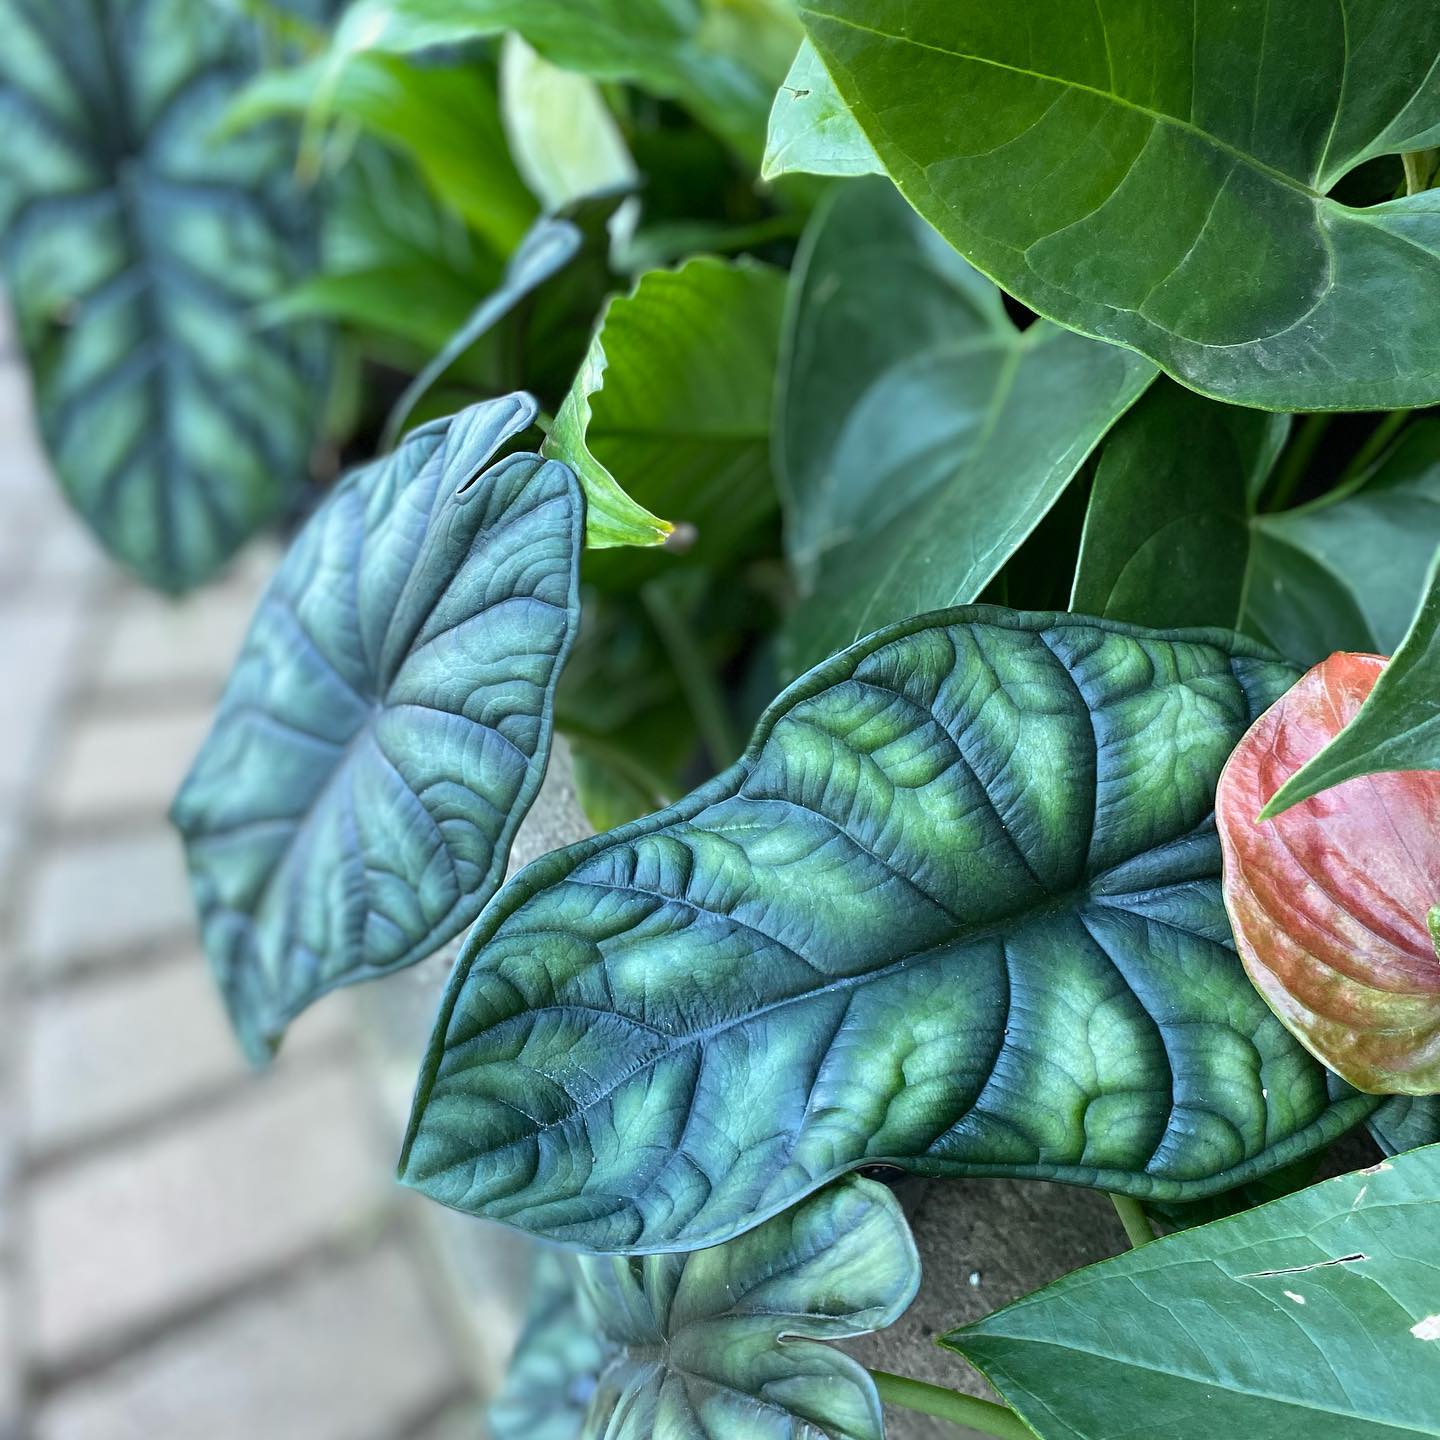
[
  {"xmin": 587, "ymin": 1177, "xmax": 917, "ymax": 1440},
  {"xmin": 1074, "ymin": 388, "xmax": 1440, "ymax": 665},
  {"xmin": 546, "ymin": 255, "xmax": 786, "ymax": 561},
  {"xmin": 1262, "ymin": 549, "xmax": 1440, "ymax": 817},
  {"xmin": 0, "ymin": 0, "xmax": 328, "ymax": 592},
  {"xmin": 1369, "ymin": 1094, "xmax": 1440, "ymax": 1157},
  {"xmin": 778, "ymin": 178, "xmax": 1154, "ymax": 672},
  {"xmin": 489, "ymin": 1251, "xmax": 605, "ymax": 1440},
  {"xmin": 946, "ymin": 1144, "xmax": 1440, "ymax": 1439},
  {"xmin": 762, "ymin": 39, "xmax": 877, "ymax": 182},
  {"xmin": 402, "ymin": 606, "xmax": 1377, "ymax": 1253},
  {"xmin": 171, "ymin": 396, "xmax": 582, "ymax": 1062},
  {"xmin": 802, "ymin": 0, "xmax": 1440, "ymax": 411}
]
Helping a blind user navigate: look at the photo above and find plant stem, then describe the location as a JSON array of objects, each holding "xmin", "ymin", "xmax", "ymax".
[
  {"xmin": 1403, "ymin": 149, "xmax": 1438, "ymax": 195},
  {"xmin": 1265, "ymin": 413, "xmax": 1331, "ymax": 512},
  {"xmin": 1110, "ymin": 1193, "xmax": 1157, "ymax": 1248},
  {"xmin": 869, "ymin": 1371, "xmax": 1035, "ymax": 1439},
  {"xmin": 641, "ymin": 583, "xmax": 741, "ymax": 769},
  {"xmin": 1336, "ymin": 407, "xmax": 1412, "ymax": 489}
]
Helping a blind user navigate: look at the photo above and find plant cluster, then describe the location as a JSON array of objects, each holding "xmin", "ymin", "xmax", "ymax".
[{"xmin": 1, "ymin": 2, "xmax": 1438, "ymax": 1437}]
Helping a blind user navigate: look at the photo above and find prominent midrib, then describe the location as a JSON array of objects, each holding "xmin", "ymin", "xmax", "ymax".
[{"xmin": 803, "ymin": 7, "xmax": 1326, "ymax": 202}]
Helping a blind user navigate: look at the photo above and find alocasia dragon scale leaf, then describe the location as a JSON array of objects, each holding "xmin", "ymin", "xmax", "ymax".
[
  {"xmin": 402, "ymin": 607, "xmax": 1378, "ymax": 1253},
  {"xmin": 494, "ymin": 1178, "xmax": 919, "ymax": 1440},
  {"xmin": 172, "ymin": 395, "xmax": 582, "ymax": 1062},
  {"xmin": 801, "ymin": 0, "xmax": 1440, "ymax": 412},
  {"xmin": 1217, "ymin": 653, "xmax": 1440, "ymax": 1094},
  {"xmin": 0, "ymin": 0, "xmax": 328, "ymax": 592}
]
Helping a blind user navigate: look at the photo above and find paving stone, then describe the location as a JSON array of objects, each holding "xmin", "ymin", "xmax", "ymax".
[
  {"xmin": 20, "ymin": 826, "xmax": 194, "ymax": 978},
  {"xmin": 24, "ymin": 955, "xmax": 350, "ymax": 1154},
  {"xmin": 33, "ymin": 1245, "xmax": 463, "ymax": 1440},
  {"xmin": 94, "ymin": 558, "xmax": 273, "ymax": 696},
  {"xmin": 43, "ymin": 704, "xmax": 215, "ymax": 827},
  {"xmin": 0, "ymin": 595, "xmax": 90, "ymax": 796},
  {"xmin": 26, "ymin": 1062, "xmax": 388, "ymax": 1365}
]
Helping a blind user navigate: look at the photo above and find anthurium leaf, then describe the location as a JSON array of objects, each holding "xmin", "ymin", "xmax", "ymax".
[
  {"xmin": 401, "ymin": 605, "xmax": 1378, "ymax": 1253},
  {"xmin": 171, "ymin": 395, "xmax": 582, "ymax": 1062},
  {"xmin": 1369, "ymin": 1094, "xmax": 1440, "ymax": 1156},
  {"xmin": 545, "ymin": 256, "xmax": 786, "ymax": 561},
  {"xmin": 1073, "ymin": 389, "xmax": 1440, "ymax": 665},
  {"xmin": 945, "ymin": 1145, "xmax": 1440, "ymax": 1440},
  {"xmin": 489, "ymin": 1251, "xmax": 605, "ymax": 1440},
  {"xmin": 381, "ymin": 216, "xmax": 584, "ymax": 451},
  {"xmin": 1261, "ymin": 551, "xmax": 1440, "ymax": 817},
  {"xmin": 580, "ymin": 1177, "xmax": 917, "ymax": 1440},
  {"xmin": 778, "ymin": 178, "xmax": 1154, "ymax": 673},
  {"xmin": 762, "ymin": 39, "xmax": 878, "ymax": 181},
  {"xmin": 0, "ymin": 0, "xmax": 328, "ymax": 593},
  {"xmin": 801, "ymin": 0, "xmax": 1440, "ymax": 412},
  {"xmin": 1217, "ymin": 651, "xmax": 1440, "ymax": 1094}
]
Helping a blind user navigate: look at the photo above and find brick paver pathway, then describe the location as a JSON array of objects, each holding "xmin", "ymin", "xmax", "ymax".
[{"xmin": 0, "ymin": 329, "xmax": 484, "ymax": 1439}]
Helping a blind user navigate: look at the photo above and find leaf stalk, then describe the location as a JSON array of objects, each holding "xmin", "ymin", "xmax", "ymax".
[{"xmin": 869, "ymin": 1370, "xmax": 1036, "ymax": 1439}]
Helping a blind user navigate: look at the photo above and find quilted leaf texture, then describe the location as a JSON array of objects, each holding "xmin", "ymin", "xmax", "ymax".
[
  {"xmin": 402, "ymin": 607, "xmax": 1379, "ymax": 1253},
  {"xmin": 172, "ymin": 395, "xmax": 582, "ymax": 1062},
  {"xmin": 0, "ymin": 0, "xmax": 328, "ymax": 592}
]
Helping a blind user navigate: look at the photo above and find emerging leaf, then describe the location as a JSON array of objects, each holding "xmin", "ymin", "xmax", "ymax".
[
  {"xmin": 0, "ymin": 0, "xmax": 328, "ymax": 592},
  {"xmin": 777, "ymin": 178, "xmax": 1154, "ymax": 673},
  {"xmin": 496, "ymin": 1178, "xmax": 919, "ymax": 1440},
  {"xmin": 402, "ymin": 606, "xmax": 1377, "ymax": 1253},
  {"xmin": 1218, "ymin": 652, "xmax": 1440, "ymax": 1094},
  {"xmin": 802, "ymin": 0, "xmax": 1440, "ymax": 411},
  {"xmin": 171, "ymin": 396, "xmax": 582, "ymax": 1062},
  {"xmin": 945, "ymin": 1145, "xmax": 1440, "ymax": 1440}
]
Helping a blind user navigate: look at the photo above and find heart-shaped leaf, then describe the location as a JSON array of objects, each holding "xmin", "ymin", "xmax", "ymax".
[
  {"xmin": 1262, "ymin": 550, "xmax": 1440, "ymax": 817},
  {"xmin": 1217, "ymin": 652, "xmax": 1440, "ymax": 1094},
  {"xmin": 801, "ymin": 0, "xmax": 1440, "ymax": 411},
  {"xmin": 545, "ymin": 255, "xmax": 786, "ymax": 565},
  {"xmin": 489, "ymin": 1251, "xmax": 605, "ymax": 1440},
  {"xmin": 171, "ymin": 395, "xmax": 582, "ymax": 1062},
  {"xmin": 496, "ymin": 1178, "xmax": 918, "ymax": 1440},
  {"xmin": 402, "ymin": 606, "xmax": 1377, "ymax": 1253},
  {"xmin": 945, "ymin": 1144, "xmax": 1440, "ymax": 1440},
  {"xmin": 778, "ymin": 178, "xmax": 1154, "ymax": 673},
  {"xmin": 762, "ymin": 39, "xmax": 878, "ymax": 181},
  {"xmin": 0, "ymin": 0, "xmax": 328, "ymax": 592},
  {"xmin": 1073, "ymin": 386, "xmax": 1440, "ymax": 665}
]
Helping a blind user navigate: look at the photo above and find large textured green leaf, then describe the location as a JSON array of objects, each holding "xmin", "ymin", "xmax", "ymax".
[
  {"xmin": 1262, "ymin": 550, "xmax": 1440, "ymax": 817},
  {"xmin": 1073, "ymin": 389, "xmax": 1440, "ymax": 665},
  {"xmin": 777, "ymin": 178, "xmax": 1154, "ymax": 672},
  {"xmin": 583, "ymin": 1178, "xmax": 918, "ymax": 1440},
  {"xmin": 801, "ymin": 0, "xmax": 1440, "ymax": 412},
  {"xmin": 762, "ymin": 39, "xmax": 877, "ymax": 181},
  {"xmin": 546, "ymin": 255, "xmax": 786, "ymax": 562},
  {"xmin": 946, "ymin": 1144, "xmax": 1440, "ymax": 1439},
  {"xmin": 171, "ymin": 396, "xmax": 582, "ymax": 1062},
  {"xmin": 0, "ymin": 0, "xmax": 328, "ymax": 592},
  {"xmin": 401, "ymin": 606, "xmax": 1378, "ymax": 1253},
  {"xmin": 489, "ymin": 1251, "xmax": 604, "ymax": 1440},
  {"xmin": 1369, "ymin": 1095, "xmax": 1440, "ymax": 1156}
]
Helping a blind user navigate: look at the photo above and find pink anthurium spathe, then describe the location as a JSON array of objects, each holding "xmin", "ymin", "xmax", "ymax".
[{"xmin": 1217, "ymin": 652, "xmax": 1440, "ymax": 1095}]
